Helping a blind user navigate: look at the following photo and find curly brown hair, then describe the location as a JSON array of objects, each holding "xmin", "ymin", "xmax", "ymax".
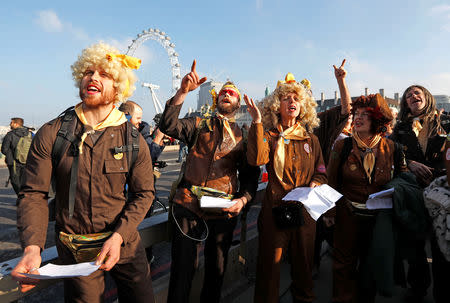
[{"xmin": 351, "ymin": 94, "xmax": 393, "ymax": 134}]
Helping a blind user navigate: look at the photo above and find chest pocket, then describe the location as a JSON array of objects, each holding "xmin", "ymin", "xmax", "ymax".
[
  {"xmin": 104, "ymin": 159, "xmax": 129, "ymax": 174},
  {"xmin": 104, "ymin": 159, "xmax": 128, "ymax": 196}
]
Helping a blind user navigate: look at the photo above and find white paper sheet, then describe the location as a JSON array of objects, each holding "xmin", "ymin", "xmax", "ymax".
[
  {"xmin": 282, "ymin": 185, "xmax": 343, "ymax": 221},
  {"xmin": 365, "ymin": 188, "xmax": 394, "ymax": 210},
  {"xmin": 366, "ymin": 197, "xmax": 393, "ymax": 210},
  {"xmin": 22, "ymin": 262, "xmax": 100, "ymax": 280},
  {"xmin": 199, "ymin": 196, "xmax": 237, "ymax": 209},
  {"xmin": 368, "ymin": 187, "xmax": 394, "ymax": 199}
]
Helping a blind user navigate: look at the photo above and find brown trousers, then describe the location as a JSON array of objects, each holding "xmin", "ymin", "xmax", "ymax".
[
  {"xmin": 254, "ymin": 206, "xmax": 316, "ymax": 303},
  {"xmin": 57, "ymin": 238, "xmax": 154, "ymax": 303},
  {"xmin": 332, "ymin": 201, "xmax": 376, "ymax": 303}
]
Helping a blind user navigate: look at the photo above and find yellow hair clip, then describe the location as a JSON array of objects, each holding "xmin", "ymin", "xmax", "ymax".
[
  {"xmin": 106, "ymin": 53, "xmax": 141, "ymax": 70},
  {"xmin": 276, "ymin": 73, "xmax": 312, "ymax": 91}
]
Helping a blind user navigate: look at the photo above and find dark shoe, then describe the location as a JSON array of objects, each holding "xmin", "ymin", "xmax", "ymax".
[{"xmin": 404, "ymin": 288, "xmax": 426, "ymax": 303}]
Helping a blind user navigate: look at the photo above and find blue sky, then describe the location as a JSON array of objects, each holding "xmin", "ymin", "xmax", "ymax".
[{"xmin": 1, "ymin": 0, "xmax": 450, "ymax": 127}]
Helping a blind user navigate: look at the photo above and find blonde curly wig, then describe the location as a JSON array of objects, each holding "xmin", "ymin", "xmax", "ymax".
[
  {"xmin": 71, "ymin": 42, "xmax": 137, "ymax": 103},
  {"xmin": 260, "ymin": 82, "xmax": 319, "ymax": 131}
]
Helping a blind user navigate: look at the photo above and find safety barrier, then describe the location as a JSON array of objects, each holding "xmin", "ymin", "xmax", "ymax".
[
  {"xmin": 0, "ymin": 210, "xmax": 259, "ymax": 303},
  {"xmin": 0, "ymin": 213, "xmax": 169, "ymax": 303}
]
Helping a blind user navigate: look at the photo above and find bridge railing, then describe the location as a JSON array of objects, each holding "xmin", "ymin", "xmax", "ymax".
[{"xmin": 0, "ymin": 212, "xmax": 170, "ymax": 303}]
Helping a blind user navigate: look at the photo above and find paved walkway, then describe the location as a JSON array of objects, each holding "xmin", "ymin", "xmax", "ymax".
[{"xmin": 227, "ymin": 244, "xmax": 435, "ymax": 303}]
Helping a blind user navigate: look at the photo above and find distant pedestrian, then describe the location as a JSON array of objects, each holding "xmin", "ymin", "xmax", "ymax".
[
  {"xmin": 118, "ymin": 100, "xmax": 166, "ymax": 163},
  {"xmin": 177, "ymin": 141, "xmax": 187, "ymax": 163},
  {"xmin": 1, "ymin": 117, "xmax": 32, "ymax": 195}
]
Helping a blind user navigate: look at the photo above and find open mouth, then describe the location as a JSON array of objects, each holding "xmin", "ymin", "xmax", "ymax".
[
  {"xmin": 288, "ymin": 105, "xmax": 297, "ymax": 112},
  {"xmin": 87, "ymin": 84, "xmax": 101, "ymax": 94}
]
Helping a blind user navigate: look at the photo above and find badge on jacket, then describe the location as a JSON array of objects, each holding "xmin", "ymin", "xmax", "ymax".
[
  {"xmin": 304, "ymin": 143, "xmax": 310, "ymax": 154},
  {"xmin": 114, "ymin": 152, "xmax": 124, "ymax": 160}
]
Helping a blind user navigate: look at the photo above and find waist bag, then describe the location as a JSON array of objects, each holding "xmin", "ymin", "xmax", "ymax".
[
  {"xmin": 59, "ymin": 231, "xmax": 112, "ymax": 263},
  {"xmin": 347, "ymin": 200, "xmax": 378, "ymax": 218},
  {"xmin": 190, "ymin": 185, "xmax": 234, "ymax": 201},
  {"xmin": 272, "ymin": 202, "xmax": 304, "ymax": 229}
]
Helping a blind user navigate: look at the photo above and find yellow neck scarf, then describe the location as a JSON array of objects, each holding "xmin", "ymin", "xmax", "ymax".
[
  {"xmin": 352, "ymin": 129, "xmax": 382, "ymax": 184},
  {"xmin": 216, "ymin": 113, "xmax": 236, "ymax": 144},
  {"xmin": 412, "ymin": 118, "xmax": 423, "ymax": 137},
  {"xmin": 74, "ymin": 103, "xmax": 128, "ymax": 154},
  {"xmin": 274, "ymin": 122, "xmax": 309, "ymax": 184}
]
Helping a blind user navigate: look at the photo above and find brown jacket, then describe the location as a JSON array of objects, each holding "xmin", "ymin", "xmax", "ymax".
[
  {"xmin": 247, "ymin": 123, "xmax": 327, "ymax": 208},
  {"xmin": 315, "ymin": 106, "xmax": 350, "ymax": 165},
  {"xmin": 159, "ymin": 100, "xmax": 259, "ymax": 217},
  {"xmin": 327, "ymin": 137, "xmax": 407, "ymax": 203},
  {"xmin": 17, "ymin": 115, "xmax": 154, "ymax": 261}
]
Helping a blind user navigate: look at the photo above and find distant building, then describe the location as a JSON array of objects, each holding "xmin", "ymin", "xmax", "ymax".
[
  {"xmin": 0, "ymin": 126, "xmax": 10, "ymax": 142},
  {"xmin": 235, "ymin": 104, "xmax": 252, "ymax": 126},
  {"xmin": 197, "ymin": 80, "xmax": 223, "ymax": 110},
  {"xmin": 435, "ymin": 95, "xmax": 450, "ymax": 112}
]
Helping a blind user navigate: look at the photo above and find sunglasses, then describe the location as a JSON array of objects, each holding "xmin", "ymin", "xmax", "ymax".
[{"xmin": 219, "ymin": 89, "xmax": 239, "ymax": 98}]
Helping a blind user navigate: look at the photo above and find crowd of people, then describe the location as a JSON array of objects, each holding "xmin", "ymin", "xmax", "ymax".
[{"xmin": 3, "ymin": 41, "xmax": 449, "ymax": 303}]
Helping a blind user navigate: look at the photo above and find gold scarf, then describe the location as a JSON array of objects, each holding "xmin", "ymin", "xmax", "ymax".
[
  {"xmin": 216, "ymin": 113, "xmax": 236, "ymax": 144},
  {"xmin": 412, "ymin": 118, "xmax": 423, "ymax": 137},
  {"xmin": 74, "ymin": 103, "xmax": 128, "ymax": 154},
  {"xmin": 410, "ymin": 113, "xmax": 431, "ymax": 154},
  {"xmin": 352, "ymin": 129, "xmax": 382, "ymax": 184},
  {"xmin": 274, "ymin": 122, "xmax": 309, "ymax": 184}
]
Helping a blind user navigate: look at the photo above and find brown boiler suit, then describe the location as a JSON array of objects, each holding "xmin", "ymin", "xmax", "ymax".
[
  {"xmin": 17, "ymin": 115, "xmax": 155, "ymax": 303},
  {"xmin": 327, "ymin": 137, "xmax": 407, "ymax": 303},
  {"xmin": 247, "ymin": 122, "xmax": 327, "ymax": 303}
]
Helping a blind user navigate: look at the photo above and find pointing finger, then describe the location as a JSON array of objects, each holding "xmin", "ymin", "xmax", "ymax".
[
  {"xmin": 192, "ymin": 71, "xmax": 199, "ymax": 83},
  {"xmin": 191, "ymin": 60, "xmax": 196, "ymax": 73}
]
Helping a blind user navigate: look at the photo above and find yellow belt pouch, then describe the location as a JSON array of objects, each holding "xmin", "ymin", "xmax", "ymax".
[{"xmin": 59, "ymin": 231, "xmax": 113, "ymax": 263}]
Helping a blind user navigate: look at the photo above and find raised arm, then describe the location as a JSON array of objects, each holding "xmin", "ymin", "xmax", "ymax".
[
  {"xmin": 159, "ymin": 60, "xmax": 206, "ymax": 144},
  {"xmin": 244, "ymin": 95, "xmax": 270, "ymax": 166},
  {"xmin": 334, "ymin": 59, "xmax": 351, "ymax": 115},
  {"xmin": 172, "ymin": 60, "xmax": 207, "ymax": 106}
]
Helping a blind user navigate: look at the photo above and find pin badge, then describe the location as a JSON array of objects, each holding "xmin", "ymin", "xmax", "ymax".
[
  {"xmin": 284, "ymin": 138, "xmax": 290, "ymax": 144},
  {"xmin": 114, "ymin": 152, "xmax": 124, "ymax": 160},
  {"xmin": 350, "ymin": 164, "xmax": 357, "ymax": 171},
  {"xmin": 304, "ymin": 143, "xmax": 310, "ymax": 153}
]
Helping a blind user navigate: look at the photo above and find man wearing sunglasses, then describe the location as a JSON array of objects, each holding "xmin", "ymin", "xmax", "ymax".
[{"xmin": 159, "ymin": 60, "xmax": 259, "ymax": 303}]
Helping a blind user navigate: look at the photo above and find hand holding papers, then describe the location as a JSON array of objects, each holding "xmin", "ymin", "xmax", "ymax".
[
  {"xmin": 200, "ymin": 196, "xmax": 237, "ymax": 212},
  {"xmin": 282, "ymin": 184, "xmax": 342, "ymax": 220},
  {"xmin": 366, "ymin": 188, "xmax": 394, "ymax": 210},
  {"xmin": 21, "ymin": 262, "xmax": 100, "ymax": 280}
]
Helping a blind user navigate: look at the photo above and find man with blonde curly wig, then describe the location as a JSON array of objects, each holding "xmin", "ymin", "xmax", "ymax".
[{"xmin": 12, "ymin": 42, "xmax": 155, "ymax": 303}]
